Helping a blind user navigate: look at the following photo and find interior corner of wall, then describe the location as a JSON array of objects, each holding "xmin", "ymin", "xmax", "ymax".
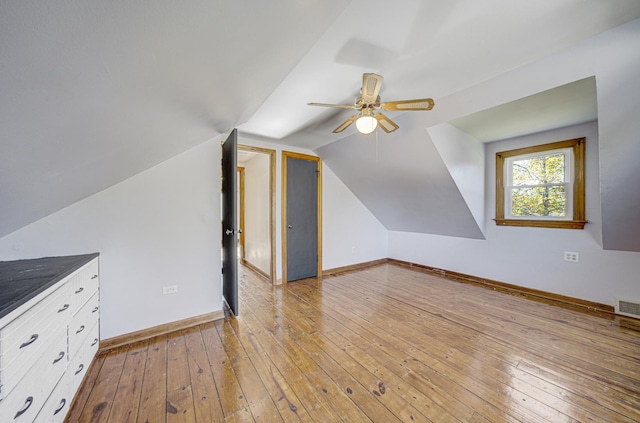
[{"xmin": 427, "ymin": 123, "xmax": 486, "ymax": 235}]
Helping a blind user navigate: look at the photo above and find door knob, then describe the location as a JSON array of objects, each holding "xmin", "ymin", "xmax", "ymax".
[{"xmin": 288, "ymin": 225, "xmax": 293, "ymax": 229}]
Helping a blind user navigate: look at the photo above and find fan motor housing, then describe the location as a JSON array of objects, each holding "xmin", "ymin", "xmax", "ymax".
[{"xmin": 355, "ymin": 95, "xmax": 380, "ymax": 107}]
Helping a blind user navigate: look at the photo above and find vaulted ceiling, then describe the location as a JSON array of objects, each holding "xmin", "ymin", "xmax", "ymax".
[{"xmin": 2, "ymin": 1, "xmax": 640, "ymax": 247}]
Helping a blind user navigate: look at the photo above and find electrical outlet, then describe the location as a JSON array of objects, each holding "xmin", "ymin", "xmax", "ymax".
[
  {"xmin": 564, "ymin": 251, "xmax": 579, "ymax": 263},
  {"xmin": 163, "ymin": 285, "xmax": 178, "ymax": 295},
  {"xmin": 351, "ymin": 246, "xmax": 356, "ymax": 253}
]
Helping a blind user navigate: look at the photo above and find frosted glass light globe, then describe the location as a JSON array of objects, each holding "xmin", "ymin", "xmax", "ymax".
[{"xmin": 355, "ymin": 115, "xmax": 377, "ymax": 134}]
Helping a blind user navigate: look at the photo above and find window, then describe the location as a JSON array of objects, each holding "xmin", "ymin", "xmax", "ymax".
[{"xmin": 495, "ymin": 138, "xmax": 586, "ymax": 229}]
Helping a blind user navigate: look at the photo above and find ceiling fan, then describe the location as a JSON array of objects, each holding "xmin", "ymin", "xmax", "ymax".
[{"xmin": 308, "ymin": 73, "xmax": 434, "ymax": 134}]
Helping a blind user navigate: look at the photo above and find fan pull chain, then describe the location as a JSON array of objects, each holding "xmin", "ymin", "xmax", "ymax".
[{"xmin": 375, "ymin": 128, "xmax": 379, "ymax": 162}]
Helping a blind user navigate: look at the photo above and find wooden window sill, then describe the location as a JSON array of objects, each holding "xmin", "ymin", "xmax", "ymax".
[{"xmin": 494, "ymin": 219, "xmax": 587, "ymax": 229}]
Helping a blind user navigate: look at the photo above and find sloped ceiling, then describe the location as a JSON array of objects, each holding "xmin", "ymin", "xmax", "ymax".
[
  {"xmin": 317, "ymin": 78, "xmax": 599, "ymax": 239},
  {"xmin": 0, "ymin": 0, "xmax": 348, "ymax": 237},
  {"xmin": 242, "ymin": 0, "xmax": 640, "ymax": 147},
  {"xmin": 317, "ymin": 113, "xmax": 486, "ymax": 239},
  {"xmin": 449, "ymin": 77, "xmax": 598, "ymax": 143},
  {"xmin": 2, "ymin": 1, "xmax": 640, "ymax": 244}
]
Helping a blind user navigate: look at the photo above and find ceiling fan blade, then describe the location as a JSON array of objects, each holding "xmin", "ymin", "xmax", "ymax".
[
  {"xmin": 374, "ymin": 113, "xmax": 399, "ymax": 133},
  {"xmin": 308, "ymin": 102, "xmax": 359, "ymax": 110},
  {"xmin": 333, "ymin": 113, "xmax": 360, "ymax": 133},
  {"xmin": 361, "ymin": 73, "xmax": 384, "ymax": 104},
  {"xmin": 380, "ymin": 98, "xmax": 435, "ymax": 111}
]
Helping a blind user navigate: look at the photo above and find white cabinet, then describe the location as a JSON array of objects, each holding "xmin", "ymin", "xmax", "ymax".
[{"xmin": 0, "ymin": 255, "xmax": 99, "ymax": 422}]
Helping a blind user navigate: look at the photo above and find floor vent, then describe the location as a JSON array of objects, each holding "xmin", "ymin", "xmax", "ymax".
[{"xmin": 616, "ymin": 298, "xmax": 640, "ymax": 318}]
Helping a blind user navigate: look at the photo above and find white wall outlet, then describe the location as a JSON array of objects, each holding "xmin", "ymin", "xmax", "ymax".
[
  {"xmin": 162, "ymin": 285, "xmax": 178, "ymax": 294},
  {"xmin": 564, "ymin": 251, "xmax": 579, "ymax": 263},
  {"xmin": 351, "ymin": 246, "xmax": 356, "ymax": 253}
]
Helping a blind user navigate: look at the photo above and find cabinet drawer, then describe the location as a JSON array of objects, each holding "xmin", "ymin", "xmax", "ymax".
[
  {"xmin": 0, "ymin": 329, "xmax": 68, "ymax": 401},
  {"xmin": 0, "ymin": 291, "xmax": 71, "ymax": 399},
  {"xmin": 0, "ymin": 282, "xmax": 71, "ymax": 355},
  {"xmin": 69, "ymin": 293, "xmax": 99, "ymax": 357},
  {"xmin": 69, "ymin": 326, "xmax": 99, "ymax": 394},
  {"xmin": 0, "ymin": 331, "xmax": 67, "ymax": 422},
  {"xmin": 71, "ymin": 259, "xmax": 99, "ymax": 315},
  {"xmin": 34, "ymin": 375, "xmax": 70, "ymax": 423}
]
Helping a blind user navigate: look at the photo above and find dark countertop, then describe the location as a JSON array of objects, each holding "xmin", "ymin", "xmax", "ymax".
[{"xmin": 0, "ymin": 253, "xmax": 99, "ymax": 320}]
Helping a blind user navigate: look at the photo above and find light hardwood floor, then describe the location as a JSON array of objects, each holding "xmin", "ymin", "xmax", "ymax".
[{"xmin": 67, "ymin": 263, "xmax": 640, "ymax": 422}]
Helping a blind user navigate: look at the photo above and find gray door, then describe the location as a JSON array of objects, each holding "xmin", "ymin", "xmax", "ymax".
[
  {"xmin": 286, "ymin": 156, "xmax": 318, "ymax": 281},
  {"xmin": 222, "ymin": 129, "xmax": 238, "ymax": 316}
]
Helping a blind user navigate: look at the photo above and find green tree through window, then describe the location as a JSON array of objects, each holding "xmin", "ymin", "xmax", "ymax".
[{"xmin": 511, "ymin": 153, "xmax": 566, "ymax": 217}]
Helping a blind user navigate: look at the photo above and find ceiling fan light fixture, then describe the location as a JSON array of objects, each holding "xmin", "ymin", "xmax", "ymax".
[
  {"xmin": 308, "ymin": 73, "xmax": 434, "ymax": 134},
  {"xmin": 356, "ymin": 114, "xmax": 377, "ymax": 134}
]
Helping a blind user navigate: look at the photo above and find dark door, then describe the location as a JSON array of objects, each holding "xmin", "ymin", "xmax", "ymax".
[
  {"xmin": 286, "ymin": 156, "xmax": 318, "ymax": 281},
  {"xmin": 222, "ymin": 129, "xmax": 238, "ymax": 316}
]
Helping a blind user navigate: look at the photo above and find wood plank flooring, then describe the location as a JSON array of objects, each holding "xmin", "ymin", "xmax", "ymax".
[{"xmin": 67, "ymin": 263, "xmax": 640, "ymax": 422}]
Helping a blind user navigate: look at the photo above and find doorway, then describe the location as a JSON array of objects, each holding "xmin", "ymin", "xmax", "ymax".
[
  {"xmin": 282, "ymin": 151, "xmax": 322, "ymax": 283},
  {"xmin": 237, "ymin": 145, "xmax": 276, "ymax": 285},
  {"xmin": 237, "ymin": 166, "xmax": 245, "ymax": 261}
]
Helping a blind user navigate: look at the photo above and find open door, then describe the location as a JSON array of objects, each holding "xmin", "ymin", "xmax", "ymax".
[{"xmin": 222, "ymin": 129, "xmax": 238, "ymax": 316}]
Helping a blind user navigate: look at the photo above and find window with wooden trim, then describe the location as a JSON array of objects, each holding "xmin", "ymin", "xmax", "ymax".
[{"xmin": 495, "ymin": 138, "xmax": 586, "ymax": 229}]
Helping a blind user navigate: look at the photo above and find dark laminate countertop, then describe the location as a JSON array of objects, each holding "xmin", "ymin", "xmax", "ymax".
[{"xmin": 0, "ymin": 253, "xmax": 99, "ymax": 320}]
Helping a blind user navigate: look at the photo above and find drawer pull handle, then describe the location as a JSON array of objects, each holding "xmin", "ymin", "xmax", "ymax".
[
  {"xmin": 14, "ymin": 396, "xmax": 33, "ymax": 419},
  {"xmin": 20, "ymin": 334, "xmax": 38, "ymax": 349},
  {"xmin": 53, "ymin": 351, "xmax": 65, "ymax": 364},
  {"xmin": 92, "ymin": 306, "xmax": 99, "ymax": 313},
  {"xmin": 75, "ymin": 287, "xmax": 84, "ymax": 294},
  {"xmin": 75, "ymin": 363, "xmax": 84, "ymax": 375},
  {"xmin": 91, "ymin": 338, "xmax": 99, "ymax": 346},
  {"xmin": 58, "ymin": 304, "xmax": 70, "ymax": 313},
  {"xmin": 54, "ymin": 398, "xmax": 67, "ymax": 415},
  {"xmin": 76, "ymin": 325, "xmax": 85, "ymax": 334},
  {"xmin": 91, "ymin": 274, "xmax": 98, "ymax": 279}
]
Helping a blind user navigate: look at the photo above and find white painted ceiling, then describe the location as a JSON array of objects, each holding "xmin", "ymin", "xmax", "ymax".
[
  {"xmin": 2, "ymin": 1, "xmax": 640, "ymax": 238},
  {"xmin": 449, "ymin": 77, "xmax": 598, "ymax": 143}
]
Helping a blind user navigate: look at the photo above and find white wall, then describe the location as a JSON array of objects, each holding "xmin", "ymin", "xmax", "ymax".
[
  {"xmin": 428, "ymin": 123, "xmax": 486, "ymax": 235},
  {"xmin": 388, "ymin": 18, "xmax": 640, "ymax": 306},
  {"xmin": 243, "ymin": 153, "xmax": 271, "ymax": 275},
  {"xmin": 322, "ymin": 164, "xmax": 388, "ymax": 269},
  {"xmin": 0, "ymin": 131, "xmax": 387, "ymax": 339},
  {"xmin": 390, "ymin": 121, "xmax": 640, "ymax": 306},
  {"xmin": 418, "ymin": 18, "xmax": 640, "ymax": 252},
  {"xmin": 595, "ymin": 21, "xmax": 640, "ymax": 251},
  {"xmin": 317, "ymin": 116, "xmax": 486, "ymax": 240},
  {"xmin": 0, "ymin": 139, "xmax": 222, "ymax": 339}
]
